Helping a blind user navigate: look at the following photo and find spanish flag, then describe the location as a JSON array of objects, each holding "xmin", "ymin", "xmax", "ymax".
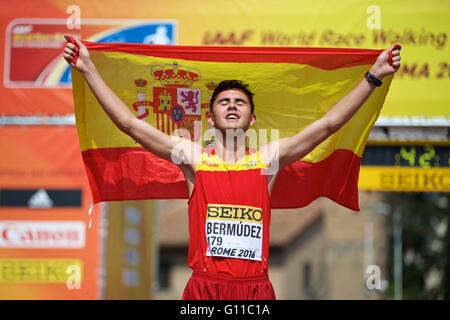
[{"xmin": 72, "ymin": 43, "xmax": 393, "ymax": 211}]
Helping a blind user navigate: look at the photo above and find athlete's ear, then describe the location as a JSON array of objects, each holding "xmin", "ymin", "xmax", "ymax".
[
  {"xmin": 249, "ymin": 113, "xmax": 256, "ymax": 126},
  {"xmin": 207, "ymin": 111, "xmax": 215, "ymax": 127}
]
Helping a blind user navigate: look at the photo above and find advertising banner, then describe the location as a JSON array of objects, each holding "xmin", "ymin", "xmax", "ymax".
[
  {"xmin": 1, "ymin": 0, "xmax": 449, "ymax": 119},
  {"xmin": 0, "ymin": 126, "xmax": 100, "ymax": 299}
]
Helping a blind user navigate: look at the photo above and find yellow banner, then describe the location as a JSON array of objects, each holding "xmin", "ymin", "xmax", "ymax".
[
  {"xmin": 359, "ymin": 167, "xmax": 450, "ymax": 192},
  {"xmin": 0, "ymin": 259, "xmax": 83, "ymax": 283},
  {"xmin": 63, "ymin": 0, "xmax": 447, "ymax": 119},
  {"xmin": 175, "ymin": 0, "xmax": 449, "ymax": 119}
]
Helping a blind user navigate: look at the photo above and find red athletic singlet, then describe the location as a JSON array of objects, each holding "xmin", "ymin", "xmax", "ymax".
[{"xmin": 187, "ymin": 147, "xmax": 271, "ymax": 277}]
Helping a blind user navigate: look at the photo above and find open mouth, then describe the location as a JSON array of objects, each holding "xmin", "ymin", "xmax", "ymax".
[{"xmin": 226, "ymin": 113, "xmax": 239, "ymax": 120}]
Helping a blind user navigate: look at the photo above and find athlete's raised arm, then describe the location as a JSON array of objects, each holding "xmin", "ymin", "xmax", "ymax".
[
  {"xmin": 63, "ymin": 36, "xmax": 201, "ymax": 173},
  {"xmin": 261, "ymin": 44, "xmax": 401, "ymax": 173}
]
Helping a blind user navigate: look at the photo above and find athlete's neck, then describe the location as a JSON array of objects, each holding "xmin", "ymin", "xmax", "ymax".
[{"xmin": 214, "ymin": 129, "xmax": 249, "ymax": 164}]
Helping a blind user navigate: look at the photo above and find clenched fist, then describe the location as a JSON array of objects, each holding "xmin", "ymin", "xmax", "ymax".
[{"xmin": 63, "ymin": 35, "xmax": 92, "ymax": 74}]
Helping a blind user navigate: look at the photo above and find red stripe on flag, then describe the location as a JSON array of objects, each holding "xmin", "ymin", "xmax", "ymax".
[
  {"xmin": 82, "ymin": 147, "xmax": 188, "ymax": 203},
  {"xmin": 82, "ymin": 147, "xmax": 360, "ymax": 210},
  {"xmin": 271, "ymin": 149, "xmax": 361, "ymax": 211},
  {"xmin": 83, "ymin": 42, "xmax": 381, "ymax": 70}
]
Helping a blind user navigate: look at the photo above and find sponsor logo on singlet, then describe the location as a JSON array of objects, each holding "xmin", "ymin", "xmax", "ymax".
[{"xmin": 205, "ymin": 204, "xmax": 263, "ymax": 261}]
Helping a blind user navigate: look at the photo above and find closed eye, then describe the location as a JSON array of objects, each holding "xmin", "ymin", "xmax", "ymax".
[
  {"xmin": 218, "ymin": 98, "xmax": 230, "ymax": 105},
  {"xmin": 217, "ymin": 98, "xmax": 247, "ymax": 106},
  {"xmin": 235, "ymin": 98, "xmax": 247, "ymax": 105}
]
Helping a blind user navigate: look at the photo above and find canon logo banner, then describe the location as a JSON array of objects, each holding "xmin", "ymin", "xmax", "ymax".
[{"xmin": 0, "ymin": 221, "xmax": 85, "ymax": 248}]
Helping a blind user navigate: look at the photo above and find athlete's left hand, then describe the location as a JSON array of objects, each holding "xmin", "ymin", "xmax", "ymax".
[{"xmin": 369, "ymin": 44, "xmax": 402, "ymax": 79}]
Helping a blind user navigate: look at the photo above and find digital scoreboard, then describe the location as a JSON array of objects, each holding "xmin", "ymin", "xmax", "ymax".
[{"xmin": 362, "ymin": 145, "xmax": 450, "ymax": 168}]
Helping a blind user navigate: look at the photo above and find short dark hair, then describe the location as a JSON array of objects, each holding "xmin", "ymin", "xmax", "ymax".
[{"xmin": 209, "ymin": 80, "xmax": 255, "ymax": 114}]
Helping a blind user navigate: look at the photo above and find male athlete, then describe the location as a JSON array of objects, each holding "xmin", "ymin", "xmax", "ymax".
[{"xmin": 64, "ymin": 36, "xmax": 401, "ymax": 300}]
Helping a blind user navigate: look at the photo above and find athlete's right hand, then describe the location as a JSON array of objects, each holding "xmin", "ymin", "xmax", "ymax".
[{"xmin": 63, "ymin": 35, "xmax": 91, "ymax": 73}]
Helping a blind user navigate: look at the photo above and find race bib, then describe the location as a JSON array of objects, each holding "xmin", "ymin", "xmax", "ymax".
[{"xmin": 205, "ymin": 204, "xmax": 263, "ymax": 261}]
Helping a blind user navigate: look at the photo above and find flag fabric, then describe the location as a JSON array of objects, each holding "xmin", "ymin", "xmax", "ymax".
[{"xmin": 72, "ymin": 42, "xmax": 393, "ymax": 211}]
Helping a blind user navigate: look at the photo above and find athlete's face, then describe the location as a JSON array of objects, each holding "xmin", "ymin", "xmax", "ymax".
[{"xmin": 207, "ymin": 89, "xmax": 256, "ymax": 133}]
